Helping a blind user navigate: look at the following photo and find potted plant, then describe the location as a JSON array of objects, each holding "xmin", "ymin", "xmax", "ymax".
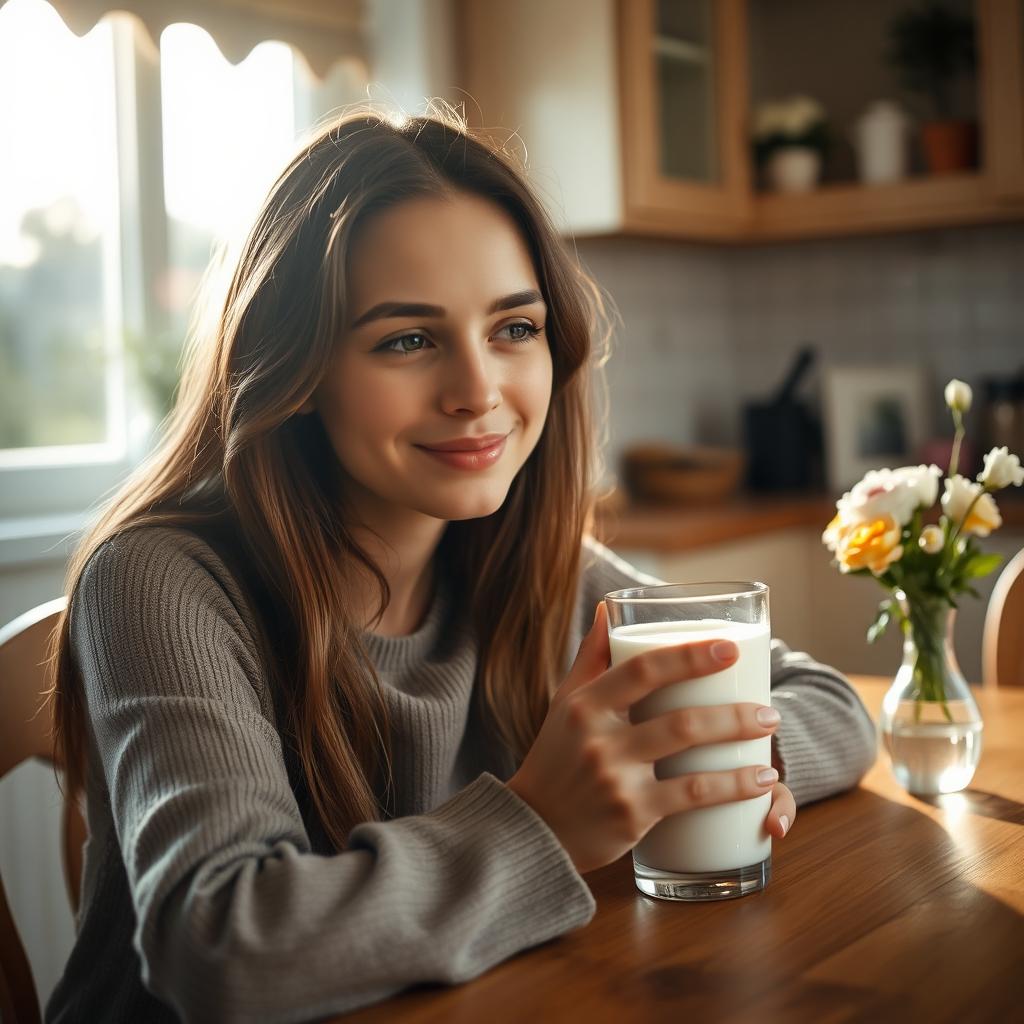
[
  {"xmin": 886, "ymin": 1, "xmax": 978, "ymax": 173},
  {"xmin": 752, "ymin": 95, "xmax": 829, "ymax": 193}
]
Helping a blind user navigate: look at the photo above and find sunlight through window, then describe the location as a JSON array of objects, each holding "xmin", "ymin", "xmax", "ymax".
[{"xmin": 0, "ymin": 0, "xmax": 119, "ymax": 454}]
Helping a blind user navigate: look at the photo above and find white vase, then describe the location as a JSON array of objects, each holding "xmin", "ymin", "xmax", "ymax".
[{"xmin": 766, "ymin": 147, "xmax": 821, "ymax": 193}]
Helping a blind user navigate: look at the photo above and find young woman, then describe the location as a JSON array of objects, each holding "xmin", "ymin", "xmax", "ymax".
[{"xmin": 46, "ymin": 108, "xmax": 876, "ymax": 1023}]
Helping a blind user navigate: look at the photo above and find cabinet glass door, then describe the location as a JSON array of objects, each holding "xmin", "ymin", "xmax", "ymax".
[{"xmin": 655, "ymin": 0, "xmax": 719, "ymax": 183}]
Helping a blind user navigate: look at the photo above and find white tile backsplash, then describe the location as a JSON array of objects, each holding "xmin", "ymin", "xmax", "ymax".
[{"xmin": 578, "ymin": 223, "xmax": 1024, "ymax": 487}]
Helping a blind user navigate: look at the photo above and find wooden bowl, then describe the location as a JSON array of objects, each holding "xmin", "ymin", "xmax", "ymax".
[{"xmin": 621, "ymin": 444, "xmax": 746, "ymax": 505}]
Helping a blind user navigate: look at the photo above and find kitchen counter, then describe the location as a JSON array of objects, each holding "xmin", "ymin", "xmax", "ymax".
[{"xmin": 592, "ymin": 492, "xmax": 1024, "ymax": 553}]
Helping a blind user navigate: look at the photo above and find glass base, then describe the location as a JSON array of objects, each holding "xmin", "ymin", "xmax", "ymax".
[{"xmin": 633, "ymin": 856, "xmax": 771, "ymax": 901}]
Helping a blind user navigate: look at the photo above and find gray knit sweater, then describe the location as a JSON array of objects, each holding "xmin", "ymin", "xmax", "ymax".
[{"xmin": 45, "ymin": 525, "xmax": 876, "ymax": 1023}]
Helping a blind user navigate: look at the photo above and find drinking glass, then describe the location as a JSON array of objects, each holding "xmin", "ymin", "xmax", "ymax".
[{"xmin": 605, "ymin": 582, "xmax": 772, "ymax": 901}]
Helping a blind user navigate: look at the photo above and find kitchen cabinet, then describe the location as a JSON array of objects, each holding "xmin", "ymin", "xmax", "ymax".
[
  {"xmin": 455, "ymin": 0, "xmax": 1024, "ymax": 241},
  {"xmin": 983, "ymin": 0, "xmax": 1024, "ymax": 201}
]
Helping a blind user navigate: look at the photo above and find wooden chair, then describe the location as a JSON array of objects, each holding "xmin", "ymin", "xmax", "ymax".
[
  {"xmin": 983, "ymin": 547, "xmax": 1024, "ymax": 687},
  {"xmin": 0, "ymin": 597, "xmax": 86, "ymax": 1024}
]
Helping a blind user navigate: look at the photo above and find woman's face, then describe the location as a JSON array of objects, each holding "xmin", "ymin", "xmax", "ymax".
[{"xmin": 310, "ymin": 192, "xmax": 554, "ymax": 526}]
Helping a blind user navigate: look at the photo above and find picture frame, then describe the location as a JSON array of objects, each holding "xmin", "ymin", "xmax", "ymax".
[{"xmin": 822, "ymin": 365, "xmax": 930, "ymax": 493}]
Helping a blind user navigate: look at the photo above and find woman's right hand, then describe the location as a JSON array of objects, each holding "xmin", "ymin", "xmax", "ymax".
[{"xmin": 505, "ymin": 601, "xmax": 782, "ymax": 875}]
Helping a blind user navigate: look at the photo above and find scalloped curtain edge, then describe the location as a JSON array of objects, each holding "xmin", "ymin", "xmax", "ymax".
[{"xmin": 41, "ymin": 0, "xmax": 368, "ymax": 79}]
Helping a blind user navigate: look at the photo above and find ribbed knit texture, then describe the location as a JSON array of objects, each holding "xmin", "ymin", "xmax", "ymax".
[{"xmin": 45, "ymin": 527, "xmax": 876, "ymax": 1023}]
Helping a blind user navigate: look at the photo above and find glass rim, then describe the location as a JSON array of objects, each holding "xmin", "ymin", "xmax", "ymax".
[{"xmin": 605, "ymin": 581, "xmax": 768, "ymax": 604}]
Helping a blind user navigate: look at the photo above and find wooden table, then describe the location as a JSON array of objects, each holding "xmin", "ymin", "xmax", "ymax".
[{"xmin": 343, "ymin": 680, "xmax": 1024, "ymax": 1022}]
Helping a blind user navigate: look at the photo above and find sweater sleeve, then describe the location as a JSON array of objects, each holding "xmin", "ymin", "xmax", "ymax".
[
  {"xmin": 576, "ymin": 535, "xmax": 877, "ymax": 808},
  {"xmin": 72, "ymin": 528, "xmax": 595, "ymax": 1024}
]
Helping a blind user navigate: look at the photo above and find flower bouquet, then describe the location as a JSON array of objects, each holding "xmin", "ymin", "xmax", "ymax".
[{"xmin": 822, "ymin": 379, "xmax": 1023, "ymax": 793}]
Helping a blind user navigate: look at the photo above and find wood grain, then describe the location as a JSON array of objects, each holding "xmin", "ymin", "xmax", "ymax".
[{"xmin": 337, "ymin": 680, "xmax": 1024, "ymax": 1022}]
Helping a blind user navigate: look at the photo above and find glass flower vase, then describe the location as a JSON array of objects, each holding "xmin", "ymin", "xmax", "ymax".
[{"xmin": 878, "ymin": 591, "xmax": 983, "ymax": 795}]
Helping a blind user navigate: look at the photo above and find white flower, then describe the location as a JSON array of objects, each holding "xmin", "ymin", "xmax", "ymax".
[
  {"xmin": 944, "ymin": 378, "xmax": 972, "ymax": 413},
  {"xmin": 780, "ymin": 95, "xmax": 825, "ymax": 136},
  {"xmin": 978, "ymin": 446, "xmax": 1024, "ymax": 490},
  {"xmin": 942, "ymin": 474, "xmax": 1002, "ymax": 537},
  {"xmin": 754, "ymin": 96, "xmax": 825, "ymax": 140},
  {"xmin": 918, "ymin": 524, "xmax": 944, "ymax": 554},
  {"xmin": 754, "ymin": 102, "xmax": 786, "ymax": 138},
  {"xmin": 836, "ymin": 466, "xmax": 937, "ymax": 527},
  {"xmin": 894, "ymin": 464, "xmax": 942, "ymax": 509}
]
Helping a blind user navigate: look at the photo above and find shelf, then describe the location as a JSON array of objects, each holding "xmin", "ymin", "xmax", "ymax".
[
  {"xmin": 652, "ymin": 34, "xmax": 709, "ymax": 66},
  {"xmin": 751, "ymin": 171, "xmax": 1024, "ymax": 241}
]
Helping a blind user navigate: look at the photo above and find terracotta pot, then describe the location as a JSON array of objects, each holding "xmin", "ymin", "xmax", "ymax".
[{"xmin": 920, "ymin": 119, "xmax": 978, "ymax": 174}]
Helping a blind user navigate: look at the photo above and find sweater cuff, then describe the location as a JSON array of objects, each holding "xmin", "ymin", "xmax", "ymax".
[
  {"xmin": 771, "ymin": 710, "xmax": 825, "ymax": 804},
  {"xmin": 426, "ymin": 772, "xmax": 596, "ymax": 947},
  {"xmin": 771, "ymin": 686, "xmax": 878, "ymax": 808}
]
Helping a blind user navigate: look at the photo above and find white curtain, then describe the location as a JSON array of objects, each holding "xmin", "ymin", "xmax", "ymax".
[{"xmin": 38, "ymin": 0, "xmax": 367, "ymax": 77}]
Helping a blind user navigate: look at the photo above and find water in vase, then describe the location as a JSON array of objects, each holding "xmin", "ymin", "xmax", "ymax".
[{"xmin": 882, "ymin": 701, "xmax": 983, "ymax": 795}]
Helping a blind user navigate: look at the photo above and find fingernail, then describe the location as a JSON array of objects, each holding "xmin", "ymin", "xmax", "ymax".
[
  {"xmin": 756, "ymin": 767, "xmax": 778, "ymax": 786},
  {"xmin": 779, "ymin": 814, "xmax": 790, "ymax": 836},
  {"xmin": 756, "ymin": 706, "xmax": 781, "ymax": 726},
  {"xmin": 711, "ymin": 640, "xmax": 737, "ymax": 662}
]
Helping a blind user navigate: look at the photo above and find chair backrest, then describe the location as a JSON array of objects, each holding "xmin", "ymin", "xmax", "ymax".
[
  {"xmin": 983, "ymin": 547, "xmax": 1024, "ymax": 687},
  {"xmin": 0, "ymin": 597, "xmax": 86, "ymax": 1024}
]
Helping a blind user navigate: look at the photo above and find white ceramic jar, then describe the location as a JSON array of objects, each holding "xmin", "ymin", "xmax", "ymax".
[{"xmin": 853, "ymin": 101, "xmax": 910, "ymax": 185}]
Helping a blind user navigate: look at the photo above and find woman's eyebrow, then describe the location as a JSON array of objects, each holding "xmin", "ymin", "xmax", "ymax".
[{"xmin": 350, "ymin": 289, "xmax": 545, "ymax": 328}]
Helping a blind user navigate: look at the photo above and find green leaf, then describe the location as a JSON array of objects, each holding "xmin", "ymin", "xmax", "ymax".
[
  {"xmin": 867, "ymin": 613, "xmax": 890, "ymax": 644},
  {"xmin": 962, "ymin": 553, "xmax": 1003, "ymax": 579}
]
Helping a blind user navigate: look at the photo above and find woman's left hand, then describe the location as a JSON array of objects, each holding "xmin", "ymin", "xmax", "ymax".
[{"xmin": 766, "ymin": 781, "xmax": 796, "ymax": 839}]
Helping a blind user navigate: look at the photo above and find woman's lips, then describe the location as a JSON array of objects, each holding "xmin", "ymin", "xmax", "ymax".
[{"xmin": 415, "ymin": 434, "xmax": 508, "ymax": 470}]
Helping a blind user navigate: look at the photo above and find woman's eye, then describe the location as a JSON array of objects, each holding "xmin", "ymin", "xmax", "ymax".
[
  {"xmin": 377, "ymin": 322, "xmax": 542, "ymax": 355},
  {"xmin": 498, "ymin": 322, "xmax": 543, "ymax": 343},
  {"xmin": 379, "ymin": 333, "xmax": 432, "ymax": 355}
]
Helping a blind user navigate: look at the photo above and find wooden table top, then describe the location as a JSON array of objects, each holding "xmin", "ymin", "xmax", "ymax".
[{"xmin": 342, "ymin": 679, "xmax": 1024, "ymax": 1023}]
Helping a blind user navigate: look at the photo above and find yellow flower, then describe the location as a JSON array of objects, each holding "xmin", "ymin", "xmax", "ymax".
[
  {"xmin": 836, "ymin": 515, "xmax": 904, "ymax": 575},
  {"xmin": 918, "ymin": 524, "xmax": 944, "ymax": 554},
  {"xmin": 962, "ymin": 494, "xmax": 1002, "ymax": 537},
  {"xmin": 822, "ymin": 513, "xmax": 845, "ymax": 552}
]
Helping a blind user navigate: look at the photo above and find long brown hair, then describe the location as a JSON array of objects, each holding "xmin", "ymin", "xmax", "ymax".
[{"xmin": 49, "ymin": 104, "xmax": 610, "ymax": 852}]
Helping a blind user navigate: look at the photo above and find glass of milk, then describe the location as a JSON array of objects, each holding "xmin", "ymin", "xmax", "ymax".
[{"xmin": 605, "ymin": 582, "xmax": 771, "ymax": 901}]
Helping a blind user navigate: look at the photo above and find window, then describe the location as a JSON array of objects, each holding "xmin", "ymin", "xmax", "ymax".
[
  {"xmin": 0, "ymin": 0, "xmax": 121, "ymax": 459},
  {"xmin": 0, "ymin": 0, "xmax": 364, "ymax": 533}
]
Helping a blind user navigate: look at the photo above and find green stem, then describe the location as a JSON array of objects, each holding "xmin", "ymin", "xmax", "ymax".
[
  {"xmin": 902, "ymin": 593, "xmax": 954, "ymax": 722},
  {"xmin": 948, "ymin": 411, "xmax": 964, "ymax": 479}
]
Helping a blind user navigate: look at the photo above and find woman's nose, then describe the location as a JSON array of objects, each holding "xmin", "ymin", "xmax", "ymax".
[{"xmin": 439, "ymin": 344, "xmax": 502, "ymax": 416}]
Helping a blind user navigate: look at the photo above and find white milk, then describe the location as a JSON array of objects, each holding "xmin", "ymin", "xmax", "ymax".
[{"xmin": 608, "ymin": 618, "xmax": 772, "ymax": 873}]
